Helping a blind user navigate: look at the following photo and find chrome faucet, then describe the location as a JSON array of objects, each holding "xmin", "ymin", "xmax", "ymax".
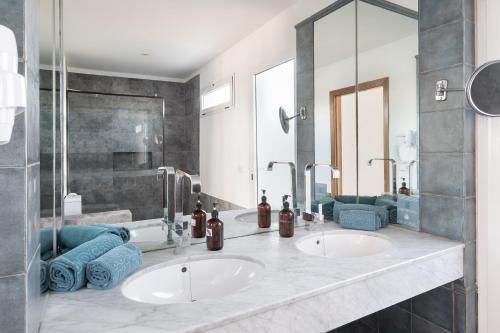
[
  {"xmin": 157, "ymin": 167, "xmax": 201, "ymax": 252},
  {"xmin": 408, "ymin": 160, "xmax": 417, "ymax": 195},
  {"xmin": 266, "ymin": 161, "xmax": 300, "ymax": 222},
  {"xmin": 367, "ymin": 158, "xmax": 397, "ymax": 196},
  {"xmin": 304, "ymin": 163, "xmax": 340, "ymax": 224},
  {"xmin": 157, "ymin": 166, "xmax": 175, "ymax": 243}
]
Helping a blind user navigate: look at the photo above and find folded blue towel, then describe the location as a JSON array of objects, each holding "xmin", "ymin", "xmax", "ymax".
[
  {"xmin": 86, "ymin": 243, "xmax": 143, "ymax": 290},
  {"xmin": 49, "ymin": 234, "xmax": 123, "ymax": 292},
  {"xmin": 59, "ymin": 225, "xmax": 129, "ymax": 250},
  {"xmin": 339, "ymin": 210, "xmax": 381, "ymax": 231},
  {"xmin": 311, "ymin": 196, "xmax": 335, "ymax": 220},
  {"xmin": 333, "ymin": 202, "xmax": 389, "ymax": 226},
  {"xmin": 374, "ymin": 197, "xmax": 398, "ymax": 224},
  {"xmin": 40, "ymin": 227, "xmax": 56, "ymax": 260},
  {"xmin": 334, "ymin": 195, "xmax": 377, "ymax": 205},
  {"xmin": 40, "ymin": 261, "xmax": 50, "ymax": 294}
]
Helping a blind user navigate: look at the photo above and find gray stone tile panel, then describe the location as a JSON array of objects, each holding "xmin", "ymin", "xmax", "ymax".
[{"xmin": 0, "ymin": 168, "xmax": 26, "ymax": 276}]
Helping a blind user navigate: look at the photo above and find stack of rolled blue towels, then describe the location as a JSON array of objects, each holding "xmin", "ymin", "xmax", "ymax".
[{"xmin": 42, "ymin": 224, "xmax": 142, "ymax": 293}]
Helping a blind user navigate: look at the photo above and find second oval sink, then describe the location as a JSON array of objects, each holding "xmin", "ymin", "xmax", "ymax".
[
  {"xmin": 296, "ymin": 230, "xmax": 393, "ymax": 258},
  {"xmin": 122, "ymin": 255, "xmax": 264, "ymax": 304}
]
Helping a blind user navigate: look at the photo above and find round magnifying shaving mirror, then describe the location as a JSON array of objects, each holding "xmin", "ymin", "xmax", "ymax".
[
  {"xmin": 466, "ymin": 60, "xmax": 500, "ymax": 117},
  {"xmin": 279, "ymin": 106, "xmax": 307, "ymax": 134}
]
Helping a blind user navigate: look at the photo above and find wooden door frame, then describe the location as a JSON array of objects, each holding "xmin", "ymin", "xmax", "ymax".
[{"xmin": 329, "ymin": 77, "xmax": 390, "ymax": 195}]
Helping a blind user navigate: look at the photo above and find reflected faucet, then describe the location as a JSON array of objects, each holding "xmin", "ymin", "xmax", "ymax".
[
  {"xmin": 304, "ymin": 163, "xmax": 340, "ymax": 223},
  {"xmin": 157, "ymin": 167, "xmax": 201, "ymax": 252},
  {"xmin": 408, "ymin": 160, "xmax": 417, "ymax": 195},
  {"xmin": 266, "ymin": 161, "xmax": 299, "ymax": 221},
  {"xmin": 367, "ymin": 158, "xmax": 397, "ymax": 196}
]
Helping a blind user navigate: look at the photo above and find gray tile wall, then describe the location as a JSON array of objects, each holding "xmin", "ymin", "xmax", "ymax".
[
  {"xmin": 0, "ymin": 0, "xmax": 42, "ymax": 332},
  {"xmin": 296, "ymin": 22, "xmax": 315, "ymax": 204},
  {"xmin": 39, "ymin": 71, "xmax": 201, "ymax": 221},
  {"xmin": 297, "ymin": 0, "xmax": 476, "ymax": 332},
  {"xmin": 418, "ymin": 0, "xmax": 477, "ymax": 331}
]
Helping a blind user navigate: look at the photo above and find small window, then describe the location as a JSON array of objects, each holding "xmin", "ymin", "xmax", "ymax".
[{"xmin": 201, "ymin": 76, "xmax": 234, "ymax": 116}]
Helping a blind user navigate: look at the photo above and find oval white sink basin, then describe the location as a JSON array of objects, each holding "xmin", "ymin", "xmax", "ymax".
[
  {"xmin": 122, "ymin": 255, "xmax": 264, "ymax": 304},
  {"xmin": 296, "ymin": 230, "xmax": 393, "ymax": 258},
  {"xmin": 235, "ymin": 210, "xmax": 280, "ymax": 224}
]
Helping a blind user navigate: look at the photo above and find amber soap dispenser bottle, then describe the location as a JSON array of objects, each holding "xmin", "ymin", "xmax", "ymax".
[
  {"xmin": 279, "ymin": 195, "xmax": 294, "ymax": 238},
  {"xmin": 257, "ymin": 189, "xmax": 271, "ymax": 228},
  {"xmin": 191, "ymin": 195, "xmax": 207, "ymax": 238},
  {"xmin": 206, "ymin": 203, "xmax": 224, "ymax": 251}
]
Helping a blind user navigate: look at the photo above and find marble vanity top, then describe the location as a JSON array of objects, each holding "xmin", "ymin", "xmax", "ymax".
[{"xmin": 40, "ymin": 211, "xmax": 463, "ymax": 333}]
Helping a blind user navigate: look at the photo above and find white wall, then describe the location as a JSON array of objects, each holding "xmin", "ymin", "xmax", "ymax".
[
  {"xmin": 193, "ymin": 0, "xmax": 417, "ymax": 208},
  {"xmin": 476, "ymin": 0, "xmax": 500, "ymax": 331},
  {"xmin": 314, "ymin": 34, "xmax": 418, "ymax": 194}
]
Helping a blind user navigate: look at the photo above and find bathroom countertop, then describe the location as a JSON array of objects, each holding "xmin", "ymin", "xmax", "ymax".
[{"xmin": 40, "ymin": 215, "xmax": 463, "ymax": 333}]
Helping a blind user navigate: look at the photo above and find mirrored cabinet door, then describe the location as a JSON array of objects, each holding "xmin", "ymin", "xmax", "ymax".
[
  {"xmin": 357, "ymin": 1, "xmax": 419, "ymax": 198},
  {"xmin": 314, "ymin": 1, "xmax": 357, "ymax": 199}
]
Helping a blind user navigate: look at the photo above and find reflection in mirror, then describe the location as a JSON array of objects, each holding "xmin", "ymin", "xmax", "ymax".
[
  {"xmin": 314, "ymin": 2, "xmax": 356, "ymax": 197},
  {"xmin": 467, "ymin": 60, "xmax": 500, "ymax": 117},
  {"xmin": 358, "ymin": 1, "xmax": 418, "ymax": 198},
  {"xmin": 313, "ymin": 0, "xmax": 419, "ymax": 229},
  {"xmin": 37, "ymin": 0, "xmax": 296, "ymax": 254}
]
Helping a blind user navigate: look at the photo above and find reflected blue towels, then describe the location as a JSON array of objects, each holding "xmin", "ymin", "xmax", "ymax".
[
  {"xmin": 40, "ymin": 228, "xmax": 55, "ymax": 260},
  {"xmin": 311, "ymin": 196, "xmax": 336, "ymax": 220},
  {"xmin": 40, "ymin": 261, "xmax": 50, "ymax": 293},
  {"xmin": 49, "ymin": 234, "xmax": 123, "ymax": 292},
  {"xmin": 59, "ymin": 224, "xmax": 130, "ymax": 250},
  {"xmin": 374, "ymin": 197, "xmax": 398, "ymax": 224},
  {"xmin": 86, "ymin": 243, "xmax": 143, "ymax": 290},
  {"xmin": 333, "ymin": 202, "xmax": 389, "ymax": 227},
  {"xmin": 339, "ymin": 210, "xmax": 381, "ymax": 231}
]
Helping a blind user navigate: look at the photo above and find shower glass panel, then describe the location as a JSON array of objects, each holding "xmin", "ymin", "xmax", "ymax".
[{"xmin": 66, "ymin": 92, "xmax": 164, "ymax": 222}]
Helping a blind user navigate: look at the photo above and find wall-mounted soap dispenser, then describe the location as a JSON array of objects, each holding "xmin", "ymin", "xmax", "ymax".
[
  {"xmin": 206, "ymin": 203, "xmax": 223, "ymax": 251},
  {"xmin": 279, "ymin": 195, "xmax": 294, "ymax": 238}
]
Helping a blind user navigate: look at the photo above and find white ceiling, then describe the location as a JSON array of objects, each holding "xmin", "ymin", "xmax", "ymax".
[
  {"xmin": 314, "ymin": 1, "xmax": 418, "ymax": 68},
  {"xmin": 39, "ymin": 0, "xmax": 297, "ymax": 81}
]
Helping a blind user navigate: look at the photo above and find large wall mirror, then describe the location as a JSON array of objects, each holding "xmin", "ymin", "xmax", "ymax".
[{"xmin": 310, "ymin": 0, "xmax": 419, "ymax": 227}]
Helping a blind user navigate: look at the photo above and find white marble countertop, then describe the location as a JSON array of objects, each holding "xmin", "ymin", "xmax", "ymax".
[{"xmin": 40, "ymin": 211, "xmax": 463, "ymax": 333}]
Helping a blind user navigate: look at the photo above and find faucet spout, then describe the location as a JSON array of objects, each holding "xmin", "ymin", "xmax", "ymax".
[
  {"xmin": 157, "ymin": 167, "xmax": 201, "ymax": 251},
  {"xmin": 367, "ymin": 158, "xmax": 397, "ymax": 195},
  {"xmin": 304, "ymin": 163, "xmax": 340, "ymax": 217}
]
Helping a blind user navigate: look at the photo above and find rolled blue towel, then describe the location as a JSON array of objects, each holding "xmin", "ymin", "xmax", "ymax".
[
  {"xmin": 93, "ymin": 224, "xmax": 130, "ymax": 243},
  {"xmin": 40, "ymin": 227, "xmax": 56, "ymax": 260},
  {"xmin": 49, "ymin": 234, "xmax": 123, "ymax": 292},
  {"xmin": 311, "ymin": 196, "xmax": 335, "ymax": 220},
  {"xmin": 59, "ymin": 225, "xmax": 129, "ymax": 250},
  {"xmin": 40, "ymin": 261, "xmax": 50, "ymax": 294},
  {"xmin": 339, "ymin": 209, "xmax": 381, "ymax": 231},
  {"xmin": 375, "ymin": 197, "xmax": 398, "ymax": 224},
  {"xmin": 86, "ymin": 243, "xmax": 143, "ymax": 290}
]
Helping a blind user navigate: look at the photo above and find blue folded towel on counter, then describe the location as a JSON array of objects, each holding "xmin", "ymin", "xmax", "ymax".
[
  {"xmin": 333, "ymin": 202, "xmax": 389, "ymax": 227},
  {"xmin": 40, "ymin": 261, "xmax": 50, "ymax": 293},
  {"xmin": 49, "ymin": 234, "xmax": 123, "ymax": 292},
  {"xmin": 59, "ymin": 224, "xmax": 129, "ymax": 250},
  {"xmin": 86, "ymin": 243, "xmax": 143, "ymax": 290},
  {"xmin": 339, "ymin": 210, "xmax": 381, "ymax": 231},
  {"xmin": 334, "ymin": 195, "xmax": 377, "ymax": 205}
]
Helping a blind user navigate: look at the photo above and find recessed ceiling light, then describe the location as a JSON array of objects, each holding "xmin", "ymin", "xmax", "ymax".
[{"xmin": 141, "ymin": 53, "xmax": 150, "ymax": 56}]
